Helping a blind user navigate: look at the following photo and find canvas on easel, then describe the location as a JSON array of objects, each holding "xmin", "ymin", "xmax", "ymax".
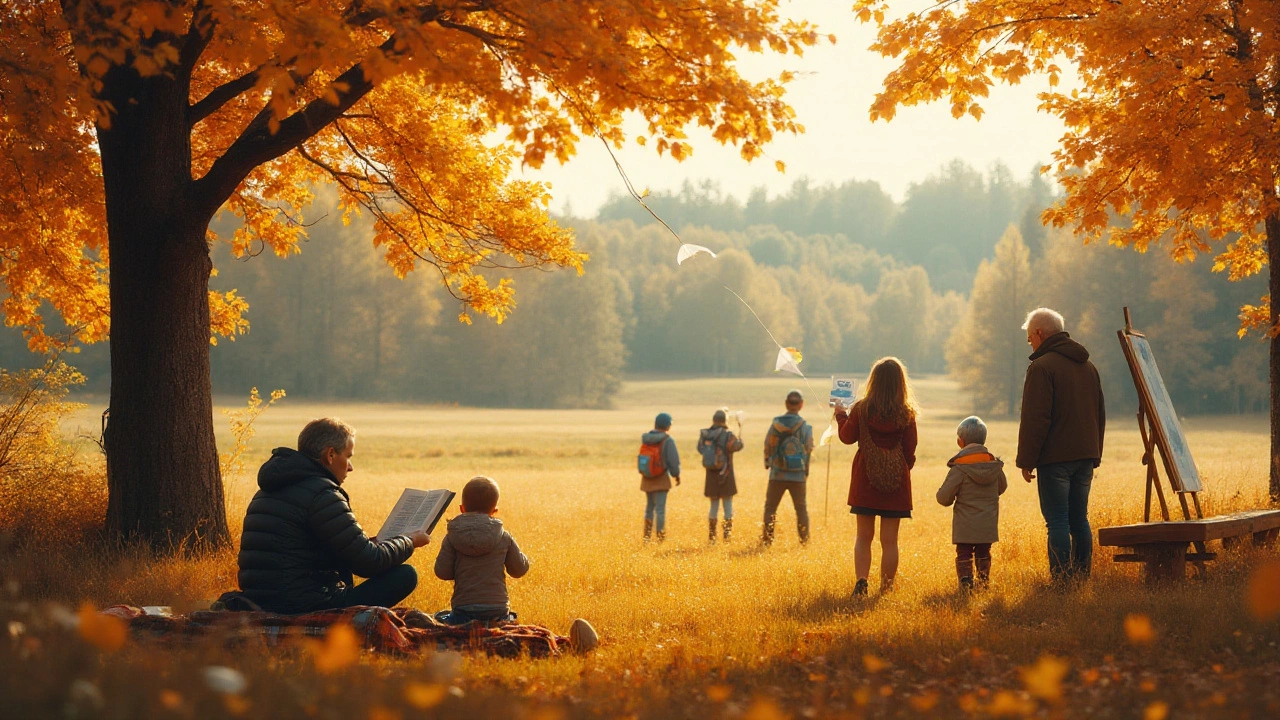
[{"xmin": 1117, "ymin": 308, "xmax": 1204, "ymax": 524}]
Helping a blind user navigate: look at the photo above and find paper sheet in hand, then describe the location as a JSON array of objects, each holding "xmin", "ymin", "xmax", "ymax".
[{"xmin": 376, "ymin": 488, "xmax": 455, "ymax": 539}]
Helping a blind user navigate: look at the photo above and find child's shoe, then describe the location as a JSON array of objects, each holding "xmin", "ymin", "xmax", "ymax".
[
  {"xmin": 852, "ymin": 578, "xmax": 869, "ymax": 597},
  {"xmin": 722, "ymin": 519, "xmax": 733, "ymax": 542},
  {"xmin": 708, "ymin": 519, "xmax": 717, "ymax": 544},
  {"xmin": 643, "ymin": 519, "xmax": 653, "ymax": 542},
  {"xmin": 959, "ymin": 576, "xmax": 975, "ymax": 592},
  {"xmin": 655, "ymin": 529, "xmax": 666, "ymax": 543}
]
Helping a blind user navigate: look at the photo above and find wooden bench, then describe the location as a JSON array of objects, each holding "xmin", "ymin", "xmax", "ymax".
[
  {"xmin": 1098, "ymin": 510, "xmax": 1280, "ymax": 582},
  {"xmin": 1097, "ymin": 310, "xmax": 1280, "ymax": 583}
]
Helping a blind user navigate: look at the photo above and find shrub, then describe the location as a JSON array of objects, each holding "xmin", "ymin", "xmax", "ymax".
[{"xmin": 0, "ymin": 360, "xmax": 106, "ymax": 547}]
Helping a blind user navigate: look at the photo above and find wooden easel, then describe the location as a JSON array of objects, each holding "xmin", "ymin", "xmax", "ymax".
[
  {"xmin": 1101, "ymin": 310, "xmax": 1280, "ymax": 582},
  {"xmin": 1116, "ymin": 308, "xmax": 1212, "ymax": 575}
]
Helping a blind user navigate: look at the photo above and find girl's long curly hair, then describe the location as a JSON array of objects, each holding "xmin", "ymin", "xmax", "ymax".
[{"xmin": 858, "ymin": 356, "xmax": 918, "ymax": 427}]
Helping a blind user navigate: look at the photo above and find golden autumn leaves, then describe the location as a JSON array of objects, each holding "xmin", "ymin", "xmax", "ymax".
[
  {"xmin": 1, "ymin": 1, "xmax": 821, "ymax": 344},
  {"xmin": 854, "ymin": 0, "xmax": 1280, "ymax": 337}
]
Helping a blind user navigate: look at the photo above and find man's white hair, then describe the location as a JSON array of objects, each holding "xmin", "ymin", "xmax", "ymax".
[{"xmin": 1022, "ymin": 307, "xmax": 1065, "ymax": 335}]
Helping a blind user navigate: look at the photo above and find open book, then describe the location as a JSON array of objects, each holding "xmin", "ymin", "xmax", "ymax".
[{"xmin": 375, "ymin": 488, "xmax": 455, "ymax": 540}]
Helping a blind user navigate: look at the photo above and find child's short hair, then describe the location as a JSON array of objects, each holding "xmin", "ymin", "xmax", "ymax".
[
  {"xmin": 462, "ymin": 476, "xmax": 500, "ymax": 513},
  {"xmin": 956, "ymin": 416, "xmax": 988, "ymax": 445}
]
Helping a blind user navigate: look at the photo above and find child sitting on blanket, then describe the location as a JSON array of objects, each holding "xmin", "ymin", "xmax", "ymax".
[
  {"xmin": 433, "ymin": 476, "xmax": 530, "ymax": 625},
  {"xmin": 936, "ymin": 416, "xmax": 1008, "ymax": 590}
]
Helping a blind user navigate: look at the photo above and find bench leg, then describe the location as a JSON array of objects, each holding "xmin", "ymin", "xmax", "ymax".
[
  {"xmin": 1254, "ymin": 528, "xmax": 1279, "ymax": 547},
  {"xmin": 1141, "ymin": 543, "xmax": 1188, "ymax": 584}
]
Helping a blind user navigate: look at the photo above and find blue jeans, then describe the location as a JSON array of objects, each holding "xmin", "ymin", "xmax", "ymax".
[
  {"xmin": 709, "ymin": 496, "xmax": 734, "ymax": 520},
  {"xmin": 1037, "ymin": 460, "xmax": 1094, "ymax": 580},
  {"xmin": 645, "ymin": 490, "xmax": 668, "ymax": 532}
]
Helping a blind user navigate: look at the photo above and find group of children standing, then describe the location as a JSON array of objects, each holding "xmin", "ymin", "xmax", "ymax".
[
  {"xmin": 432, "ymin": 355, "xmax": 1009, "ymax": 630},
  {"xmin": 636, "ymin": 356, "xmax": 1009, "ymax": 596}
]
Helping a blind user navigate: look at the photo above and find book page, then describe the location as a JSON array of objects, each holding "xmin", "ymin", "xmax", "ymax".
[{"xmin": 376, "ymin": 488, "xmax": 455, "ymax": 539}]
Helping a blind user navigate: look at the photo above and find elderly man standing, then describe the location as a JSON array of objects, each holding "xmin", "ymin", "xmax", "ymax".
[
  {"xmin": 238, "ymin": 418, "xmax": 430, "ymax": 613},
  {"xmin": 1017, "ymin": 308, "xmax": 1106, "ymax": 583}
]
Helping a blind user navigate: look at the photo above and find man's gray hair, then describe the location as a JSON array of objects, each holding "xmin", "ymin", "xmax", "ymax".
[
  {"xmin": 298, "ymin": 418, "xmax": 355, "ymax": 460},
  {"xmin": 956, "ymin": 416, "xmax": 988, "ymax": 446},
  {"xmin": 1022, "ymin": 307, "xmax": 1066, "ymax": 335}
]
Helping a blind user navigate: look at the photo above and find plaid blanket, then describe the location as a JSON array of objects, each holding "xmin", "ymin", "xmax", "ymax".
[{"xmin": 100, "ymin": 605, "xmax": 567, "ymax": 658}]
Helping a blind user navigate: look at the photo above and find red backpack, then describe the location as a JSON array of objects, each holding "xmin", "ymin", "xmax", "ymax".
[{"xmin": 637, "ymin": 437, "xmax": 666, "ymax": 478}]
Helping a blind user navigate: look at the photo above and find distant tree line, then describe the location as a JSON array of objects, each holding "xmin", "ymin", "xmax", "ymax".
[
  {"xmin": 949, "ymin": 227, "xmax": 1268, "ymax": 417},
  {"xmin": 0, "ymin": 160, "xmax": 1262, "ymax": 413}
]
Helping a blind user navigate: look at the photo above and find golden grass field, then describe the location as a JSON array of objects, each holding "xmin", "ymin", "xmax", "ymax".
[{"xmin": 6, "ymin": 376, "xmax": 1280, "ymax": 719}]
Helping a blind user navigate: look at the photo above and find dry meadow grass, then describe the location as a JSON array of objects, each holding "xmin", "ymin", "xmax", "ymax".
[{"xmin": 5, "ymin": 376, "xmax": 1280, "ymax": 718}]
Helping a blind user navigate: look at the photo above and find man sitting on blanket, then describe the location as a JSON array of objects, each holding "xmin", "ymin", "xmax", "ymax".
[{"xmin": 237, "ymin": 418, "xmax": 430, "ymax": 614}]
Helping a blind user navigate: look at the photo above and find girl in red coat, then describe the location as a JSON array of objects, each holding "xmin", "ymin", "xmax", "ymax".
[{"xmin": 835, "ymin": 357, "xmax": 918, "ymax": 596}]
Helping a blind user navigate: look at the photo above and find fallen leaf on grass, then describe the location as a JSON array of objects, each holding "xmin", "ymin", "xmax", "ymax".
[
  {"xmin": 705, "ymin": 685, "xmax": 732, "ymax": 703},
  {"xmin": 908, "ymin": 691, "xmax": 939, "ymax": 711},
  {"xmin": 1246, "ymin": 560, "xmax": 1280, "ymax": 620},
  {"xmin": 863, "ymin": 654, "xmax": 889, "ymax": 672},
  {"xmin": 159, "ymin": 690, "xmax": 182, "ymax": 710},
  {"xmin": 1124, "ymin": 614, "xmax": 1156, "ymax": 645},
  {"xmin": 1020, "ymin": 655, "xmax": 1069, "ymax": 702},
  {"xmin": 367, "ymin": 707, "xmax": 401, "ymax": 720},
  {"xmin": 987, "ymin": 690, "xmax": 1035, "ymax": 717},
  {"xmin": 223, "ymin": 695, "xmax": 251, "ymax": 716},
  {"xmin": 312, "ymin": 623, "xmax": 360, "ymax": 674},
  {"xmin": 404, "ymin": 682, "xmax": 447, "ymax": 709},
  {"xmin": 77, "ymin": 603, "xmax": 127, "ymax": 652},
  {"xmin": 1144, "ymin": 700, "xmax": 1169, "ymax": 720},
  {"xmin": 743, "ymin": 698, "xmax": 786, "ymax": 720}
]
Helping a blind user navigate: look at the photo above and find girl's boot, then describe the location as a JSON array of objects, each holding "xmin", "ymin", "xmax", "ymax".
[
  {"xmin": 643, "ymin": 518, "xmax": 653, "ymax": 542},
  {"xmin": 722, "ymin": 519, "xmax": 733, "ymax": 542},
  {"xmin": 708, "ymin": 518, "xmax": 718, "ymax": 544}
]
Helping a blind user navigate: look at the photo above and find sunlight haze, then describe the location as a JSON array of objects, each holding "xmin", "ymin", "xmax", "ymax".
[{"xmin": 523, "ymin": 0, "xmax": 1069, "ymax": 214}]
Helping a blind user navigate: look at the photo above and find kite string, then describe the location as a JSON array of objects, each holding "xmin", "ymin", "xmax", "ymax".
[
  {"xmin": 722, "ymin": 284, "xmax": 817, "ymax": 398},
  {"xmin": 540, "ymin": 76, "xmax": 814, "ymax": 395}
]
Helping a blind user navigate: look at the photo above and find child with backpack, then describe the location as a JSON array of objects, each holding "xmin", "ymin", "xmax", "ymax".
[
  {"xmin": 835, "ymin": 357, "xmax": 918, "ymax": 596},
  {"xmin": 936, "ymin": 416, "xmax": 1007, "ymax": 590},
  {"xmin": 761, "ymin": 391, "xmax": 814, "ymax": 546},
  {"xmin": 638, "ymin": 412, "xmax": 681, "ymax": 542},
  {"xmin": 699, "ymin": 409, "xmax": 744, "ymax": 543}
]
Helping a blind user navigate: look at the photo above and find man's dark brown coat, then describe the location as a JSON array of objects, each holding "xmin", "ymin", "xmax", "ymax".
[{"xmin": 1016, "ymin": 332, "xmax": 1106, "ymax": 470}]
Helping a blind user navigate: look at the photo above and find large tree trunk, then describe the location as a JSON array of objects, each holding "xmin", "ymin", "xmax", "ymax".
[
  {"xmin": 1270, "ymin": 212, "xmax": 1280, "ymax": 504},
  {"xmin": 98, "ymin": 62, "xmax": 229, "ymax": 550}
]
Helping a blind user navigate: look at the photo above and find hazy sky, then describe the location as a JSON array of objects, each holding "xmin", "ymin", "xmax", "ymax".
[{"xmin": 520, "ymin": 0, "xmax": 1068, "ymax": 215}]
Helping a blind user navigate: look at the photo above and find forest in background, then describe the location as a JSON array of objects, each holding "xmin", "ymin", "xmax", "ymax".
[{"xmin": 0, "ymin": 159, "xmax": 1265, "ymax": 413}]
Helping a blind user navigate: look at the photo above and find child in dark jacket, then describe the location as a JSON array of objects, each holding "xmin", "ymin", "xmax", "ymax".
[
  {"xmin": 936, "ymin": 416, "xmax": 1008, "ymax": 589},
  {"xmin": 434, "ymin": 476, "xmax": 530, "ymax": 625}
]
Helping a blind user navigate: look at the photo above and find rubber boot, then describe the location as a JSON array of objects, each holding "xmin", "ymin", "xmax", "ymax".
[
  {"xmin": 656, "ymin": 529, "xmax": 666, "ymax": 543},
  {"xmin": 643, "ymin": 518, "xmax": 653, "ymax": 543},
  {"xmin": 722, "ymin": 519, "xmax": 733, "ymax": 542},
  {"xmin": 762, "ymin": 515, "xmax": 776, "ymax": 546},
  {"xmin": 798, "ymin": 522, "xmax": 810, "ymax": 546},
  {"xmin": 976, "ymin": 554, "xmax": 991, "ymax": 589},
  {"xmin": 708, "ymin": 518, "xmax": 718, "ymax": 544}
]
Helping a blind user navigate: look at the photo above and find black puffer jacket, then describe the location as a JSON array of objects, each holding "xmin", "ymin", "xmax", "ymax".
[{"xmin": 237, "ymin": 448, "xmax": 414, "ymax": 613}]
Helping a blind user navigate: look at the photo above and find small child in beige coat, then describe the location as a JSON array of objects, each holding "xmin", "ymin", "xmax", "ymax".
[
  {"xmin": 936, "ymin": 416, "xmax": 1008, "ymax": 589},
  {"xmin": 434, "ymin": 476, "xmax": 530, "ymax": 624}
]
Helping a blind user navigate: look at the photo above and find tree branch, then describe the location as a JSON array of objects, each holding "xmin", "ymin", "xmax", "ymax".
[
  {"xmin": 189, "ymin": 68, "xmax": 264, "ymax": 126},
  {"xmin": 190, "ymin": 34, "xmax": 399, "ymax": 218}
]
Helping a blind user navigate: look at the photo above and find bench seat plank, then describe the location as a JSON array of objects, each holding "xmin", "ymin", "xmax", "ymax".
[{"xmin": 1098, "ymin": 509, "xmax": 1280, "ymax": 546}]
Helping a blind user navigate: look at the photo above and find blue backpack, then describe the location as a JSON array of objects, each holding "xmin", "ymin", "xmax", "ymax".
[{"xmin": 770, "ymin": 422, "xmax": 807, "ymax": 472}]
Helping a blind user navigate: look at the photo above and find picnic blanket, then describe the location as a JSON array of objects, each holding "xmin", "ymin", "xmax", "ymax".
[{"xmin": 100, "ymin": 605, "xmax": 568, "ymax": 658}]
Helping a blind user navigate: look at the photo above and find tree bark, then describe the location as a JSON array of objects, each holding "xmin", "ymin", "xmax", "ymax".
[
  {"xmin": 98, "ymin": 62, "xmax": 229, "ymax": 550},
  {"xmin": 1270, "ymin": 211, "xmax": 1280, "ymax": 504}
]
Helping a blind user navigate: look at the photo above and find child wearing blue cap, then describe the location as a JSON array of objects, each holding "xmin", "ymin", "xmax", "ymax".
[{"xmin": 637, "ymin": 412, "xmax": 681, "ymax": 542}]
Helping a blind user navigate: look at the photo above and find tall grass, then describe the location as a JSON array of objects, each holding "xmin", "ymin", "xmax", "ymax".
[{"xmin": 3, "ymin": 377, "xmax": 1279, "ymax": 718}]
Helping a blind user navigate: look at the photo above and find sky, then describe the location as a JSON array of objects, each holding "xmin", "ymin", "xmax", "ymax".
[{"xmin": 519, "ymin": 0, "xmax": 1070, "ymax": 216}]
